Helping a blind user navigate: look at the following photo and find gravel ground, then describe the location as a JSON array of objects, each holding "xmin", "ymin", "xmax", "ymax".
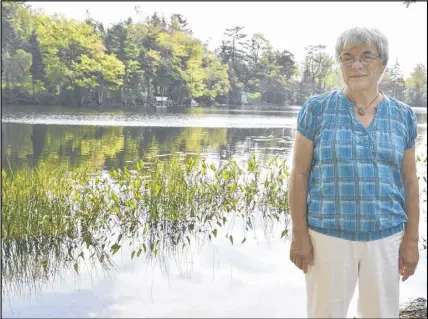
[{"xmin": 400, "ymin": 298, "xmax": 427, "ymax": 319}]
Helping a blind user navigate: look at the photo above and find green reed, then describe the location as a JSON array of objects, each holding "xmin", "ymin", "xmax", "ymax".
[
  {"xmin": 2, "ymin": 154, "xmax": 291, "ymax": 286},
  {"xmin": 1, "ymin": 163, "xmax": 115, "ymax": 295},
  {"xmin": 94, "ymin": 153, "xmax": 291, "ymax": 259},
  {"xmin": 2, "ymin": 165, "xmax": 88, "ymax": 240},
  {"xmin": 3, "ymin": 151, "xmax": 427, "ymax": 296}
]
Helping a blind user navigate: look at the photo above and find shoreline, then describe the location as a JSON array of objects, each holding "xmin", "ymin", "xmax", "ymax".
[{"xmin": 400, "ymin": 297, "xmax": 427, "ymax": 318}]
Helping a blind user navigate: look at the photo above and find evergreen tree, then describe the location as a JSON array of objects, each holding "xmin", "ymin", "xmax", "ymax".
[{"xmin": 28, "ymin": 30, "xmax": 46, "ymax": 96}]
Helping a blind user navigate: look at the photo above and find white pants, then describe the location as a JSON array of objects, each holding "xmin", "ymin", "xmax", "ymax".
[{"xmin": 305, "ymin": 229, "xmax": 404, "ymax": 318}]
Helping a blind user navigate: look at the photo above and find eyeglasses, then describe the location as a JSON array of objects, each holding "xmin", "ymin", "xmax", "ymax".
[{"xmin": 340, "ymin": 55, "xmax": 380, "ymax": 66}]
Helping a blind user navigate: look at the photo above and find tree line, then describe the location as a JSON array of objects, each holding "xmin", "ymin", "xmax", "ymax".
[{"xmin": 2, "ymin": 2, "xmax": 427, "ymax": 108}]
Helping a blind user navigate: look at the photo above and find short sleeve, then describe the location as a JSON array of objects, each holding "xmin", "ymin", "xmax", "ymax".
[
  {"xmin": 404, "ymin": 108, "xmax": 417, "ymax": 150},
  {"xmin": 297, "ymin": 97, "xmax": 319, "ymax": 141}
]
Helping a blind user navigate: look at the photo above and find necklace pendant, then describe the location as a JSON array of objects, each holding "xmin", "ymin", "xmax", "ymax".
[{"xmin": 358, "ymin": 108, "xmax": 365, "ymax": 116}]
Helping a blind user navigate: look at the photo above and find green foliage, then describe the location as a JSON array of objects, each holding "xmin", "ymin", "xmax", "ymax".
[
  {"xmin": 380, "ymin": 59, "xmax": 406, "ymax": 101},
  {"xmin": 3, "ymin": 149, "xmax": 426, "ymax": 295},
  {"xmin": 1, "ymin": 3, "xmax": 426, "ymax": 107},
  {"xmin": 405, "ymin": 64, "xmax": 427, "ymax": 107},
  {"xmin": 2, "ymin": 49, "xmax": 33, "ymax": 93},
  {"xmin": 2, "ymin": 154, "xmax": 291, "ymax": 294},
  {"xmin": 28, "ymin": 30, "xmax": 46, "ymax": 96}
]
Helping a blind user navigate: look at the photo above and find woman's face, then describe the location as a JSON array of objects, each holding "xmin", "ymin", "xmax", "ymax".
[{"xmin": 339, "ymin": 44, "xmax": 385, "ymax": 92}]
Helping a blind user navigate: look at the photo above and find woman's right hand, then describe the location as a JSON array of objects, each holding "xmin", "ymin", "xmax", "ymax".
[{"xmin": 290, "ymin": 230, "xmax": 314, "ymax": 274}]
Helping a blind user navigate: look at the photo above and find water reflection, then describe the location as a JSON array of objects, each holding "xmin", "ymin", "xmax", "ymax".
[
  {"xmin": 1, "ymin": 106, "xmax": 426, "ymax": 312},
  {"xmin": 2, "ymin": 106, "xmax": 425, "ymax": 174},
  {"xmin": 2, "ymin": 124, "xmax": 300, "ymax": 172}
]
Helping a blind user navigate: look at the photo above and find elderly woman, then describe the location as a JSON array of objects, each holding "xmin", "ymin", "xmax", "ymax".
[{"xmin": 288, "ymin": 27, "xmax": 420, "ymax": 318}]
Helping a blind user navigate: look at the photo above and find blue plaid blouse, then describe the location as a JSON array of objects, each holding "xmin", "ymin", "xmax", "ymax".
[{"xmin": 297, "ymin": 90, "xmax": 417, "ymax": 241}]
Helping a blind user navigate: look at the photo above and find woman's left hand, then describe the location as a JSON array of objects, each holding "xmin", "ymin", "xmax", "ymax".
[{"xmin": 399, "ymin": 238, "xmax": 419, "ymax": 281}]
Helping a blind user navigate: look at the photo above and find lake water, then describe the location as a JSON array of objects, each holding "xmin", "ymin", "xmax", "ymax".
[{"xmin": 1, "ymin": 105, "xmax": 427, "ymax": 318}]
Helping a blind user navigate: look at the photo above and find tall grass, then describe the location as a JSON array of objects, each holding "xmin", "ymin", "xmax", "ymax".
[
  {"xmin": 1, "ymin": 154, "xmax": 291, "ymax": 295},
  {"xmin": 4, "ymin": 151, "xmax": 425, "ymax": 295},
  {"xmin": 1, "ymin": 164, "xmax": 114, "ymax": 295},
  {"xmin": 99, "ymin": 154, "xmax": 290, "ymax": 258}
]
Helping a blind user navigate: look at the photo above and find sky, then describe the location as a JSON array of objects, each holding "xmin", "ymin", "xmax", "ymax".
[{"xmin": 28, "ymin": 1, "xmax": 427, "ymax": 77}]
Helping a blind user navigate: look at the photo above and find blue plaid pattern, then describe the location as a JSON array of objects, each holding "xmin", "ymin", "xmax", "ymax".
[{"xmin": 297, "ymin": 90, "xmax": 417, "ymax": 241}]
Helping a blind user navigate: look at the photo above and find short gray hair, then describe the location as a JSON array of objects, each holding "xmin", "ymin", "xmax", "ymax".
[{"xmin": 335, "ymin": 27, "xmax": 389, "ymax": 66}]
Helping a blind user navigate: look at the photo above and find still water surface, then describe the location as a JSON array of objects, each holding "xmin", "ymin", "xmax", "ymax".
[{"xmin": 1, "ymin": 105, "xmax": 427, "ymax": 318}]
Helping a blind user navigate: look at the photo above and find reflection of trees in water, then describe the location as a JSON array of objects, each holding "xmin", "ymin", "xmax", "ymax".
[
  {"xmin": 31, "ymin": 124, "xmax": 47, "ymax": 167},
  {"xmin": 3, "ymin": 113, "xmax": 426, "ymax": 173},
  {"xmin": 0, "ymin": 123, "xmax": 321, "ymax": 172},
  {"xmin": 3, "ymin": 124, "xmax": 228, "ymax": 170},
  {"xmin": 225, "ymin": 127, "xmax": 294, "ymax": 161}
]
